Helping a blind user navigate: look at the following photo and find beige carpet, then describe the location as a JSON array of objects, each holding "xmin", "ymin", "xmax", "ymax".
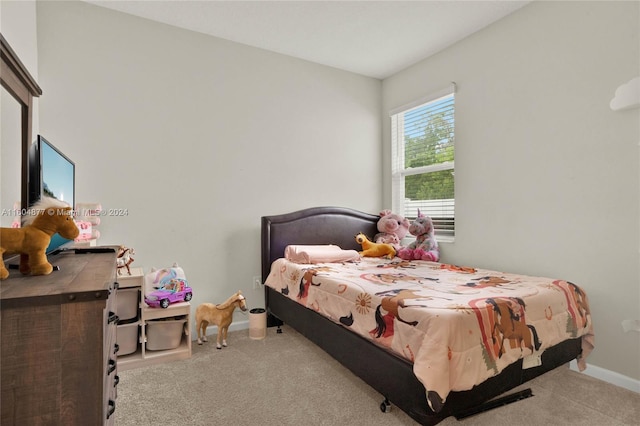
[{"xmin": 115, "ymin": 325, "xmax": 639, "ymax": 425}]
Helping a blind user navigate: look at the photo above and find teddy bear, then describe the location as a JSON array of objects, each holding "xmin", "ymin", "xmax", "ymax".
[
  {"xmin": 397, "ymin": 209, "xmax": 440, "ymax": 262},
  {"xmin": 373, "ymin": 209, "xmax": 410, "ymax": 252}
]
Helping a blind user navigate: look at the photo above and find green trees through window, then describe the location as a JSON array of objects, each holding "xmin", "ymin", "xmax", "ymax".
[
  {"xmin": 403, "ymin": 95, "xmax": 454, "ymax": 201},
  {"xmin": 391, "ymin": 88, "xmax": 455, "ymax": 238}
]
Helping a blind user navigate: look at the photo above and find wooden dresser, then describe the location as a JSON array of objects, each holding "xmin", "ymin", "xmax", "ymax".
[{"xmin": 1, "ymin": 249, "xmax": 119, "ymax": 425}]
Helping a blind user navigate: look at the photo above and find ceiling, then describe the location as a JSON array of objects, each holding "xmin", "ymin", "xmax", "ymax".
[{"xmin": 86, "ymin": 0, "xmax": 531, "ymax": 79}]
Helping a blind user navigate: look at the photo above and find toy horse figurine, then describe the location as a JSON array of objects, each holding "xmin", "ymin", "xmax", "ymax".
[
  {"xmin": 0, "ymin": 197, "xmax": 79, "ymax": 280},
  {"xmin": 116, "ymin": 246, "xmax": 135, "ymax": 275},
  {"xmin": 355, "ymin": 232, "xmax": 396, "ymax": 259},
  {"xmin": 195, "ymin": 291, "xmax": 248, "ymax": 349}
]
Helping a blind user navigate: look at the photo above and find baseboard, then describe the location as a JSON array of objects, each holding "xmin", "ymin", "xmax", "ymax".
[
  {"xmin": 226, "ymin": 319, "xmax": 249, "ymax": 332},
  {"xmin": 191, "ymin": 319, "xmax": 250, "ymax": 339},
  {"xmin": 570, "ymin": 360, "xmax": 640, "ymax": 393}
]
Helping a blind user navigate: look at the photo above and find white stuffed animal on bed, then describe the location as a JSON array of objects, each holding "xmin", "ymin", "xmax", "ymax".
[{"xmin": 397, "ymin": 210, "xmax": 439, "ymax": 262}]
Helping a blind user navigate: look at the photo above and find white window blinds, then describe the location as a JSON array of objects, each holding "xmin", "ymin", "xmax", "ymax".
[{"xmin": 391, "ymin": 84, "xmax": 456, "ymax": 239}]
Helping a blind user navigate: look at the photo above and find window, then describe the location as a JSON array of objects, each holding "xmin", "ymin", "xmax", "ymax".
[{"xmin": 391, "ymin": 84, "xmax": 455, "ymax": 239}]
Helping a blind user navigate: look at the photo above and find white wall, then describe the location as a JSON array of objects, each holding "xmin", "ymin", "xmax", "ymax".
[
  {"xmin": 383, "ymin": 1, "xmax": 640, "ymax": 382},
  {"xmin": 0, "ymin": 0, "xmax": 39, "ymax": 226},
  {"xmin": 34, "ymin": 1, "xmax": 381, "ymax": 330}
]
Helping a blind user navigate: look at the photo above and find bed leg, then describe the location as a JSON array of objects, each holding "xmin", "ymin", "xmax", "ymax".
[
  {"xmin": 380, "ymin": 398, "xmax": 391, "ymax": 413},
  {"xmin": 277, "ymin": 325, "xmax": 282, "ymax": 334}
]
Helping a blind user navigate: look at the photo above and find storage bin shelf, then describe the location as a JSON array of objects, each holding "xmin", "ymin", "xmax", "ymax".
[{"xmin": 116, "ymin": 268, "xmax": 192, "ymax": 372}]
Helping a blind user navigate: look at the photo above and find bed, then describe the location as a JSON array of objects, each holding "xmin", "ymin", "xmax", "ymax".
[{"xmin": 261, "ymin": 206, "xmax": 594, "ymax": 425}]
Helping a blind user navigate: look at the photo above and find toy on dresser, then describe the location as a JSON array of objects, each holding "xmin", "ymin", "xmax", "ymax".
[
  {"xmin": 74, "ymin": 202, "xmax": 102, "ymax": 242},
  {"xmin": 0, "ymin": 197, "xmax": 79, "ymax": 280},
  {"xmin": 196, "ymin": 291, "xmax": 248, "ymax": 349},
  {"xmin": 116, "ymin": 245, "xmax": 135, "ymax": 275},
  {"xmin": 397, "ymin": 210, "xmax": 440, "ymax": 262}
]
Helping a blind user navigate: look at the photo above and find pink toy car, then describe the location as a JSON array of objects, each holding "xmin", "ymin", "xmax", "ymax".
[{"xmin": 144, "ymin": 278, "xmax": 193, "ymax": 308}]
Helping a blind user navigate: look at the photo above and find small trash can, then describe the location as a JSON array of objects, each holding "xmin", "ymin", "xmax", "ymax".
[{"xmin": 249, "ymin": 308, "xmax": 267, "ymax": 340}]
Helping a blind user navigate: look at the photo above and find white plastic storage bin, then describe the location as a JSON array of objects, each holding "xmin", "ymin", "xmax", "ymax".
[
  {"xmin": 116, "ymin": 287, "xmax": 139, "ymax": 321},
  {"xmin": 146, "ymin": 317, "xmax": 186, "ymax": 351},
  {"xmin": 117, "ymin": 321, "xmax": 139, "ymax": 355}
]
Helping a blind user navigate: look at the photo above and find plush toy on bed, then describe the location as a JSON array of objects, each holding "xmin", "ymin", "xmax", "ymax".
[
  {"xmin": 373, "ymin": 209, "xmax": 409, "ymax": 251},
  {"xmin": 355, "ymin": 232, "xmax": 396, "ymax": 259},
  {"xmin": 397, "ymin": 210, "xmax": 440, "ymax": 262}
]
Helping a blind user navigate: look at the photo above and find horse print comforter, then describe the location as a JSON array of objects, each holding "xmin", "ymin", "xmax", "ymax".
[{"xmin": 265, "ymin": 256, "xmax": 594, "ymax": 413}]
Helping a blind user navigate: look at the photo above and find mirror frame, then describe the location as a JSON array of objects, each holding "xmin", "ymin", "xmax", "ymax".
[{"xmin": 1, "ymin": 32, "xmax": 42, "ymax": 212}]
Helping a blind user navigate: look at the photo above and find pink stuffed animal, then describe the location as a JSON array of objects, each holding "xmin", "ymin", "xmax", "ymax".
[
  {"xmin": 397, "ymin": 210, "xmax": 440, "ymax": 262},
  {"xmin": 374, "ymin": 210, "xmax": 409, "ymax": 251}
]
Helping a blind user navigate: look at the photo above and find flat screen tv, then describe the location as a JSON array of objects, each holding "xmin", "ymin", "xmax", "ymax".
[{"xmin": 28, "ymin": 135, "xmax": 76, "ymax": 254}]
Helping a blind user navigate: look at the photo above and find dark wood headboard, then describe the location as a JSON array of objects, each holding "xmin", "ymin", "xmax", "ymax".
[{"xmin": 261, "ymin": 206, "xmax": 379, "ymax": 282}]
